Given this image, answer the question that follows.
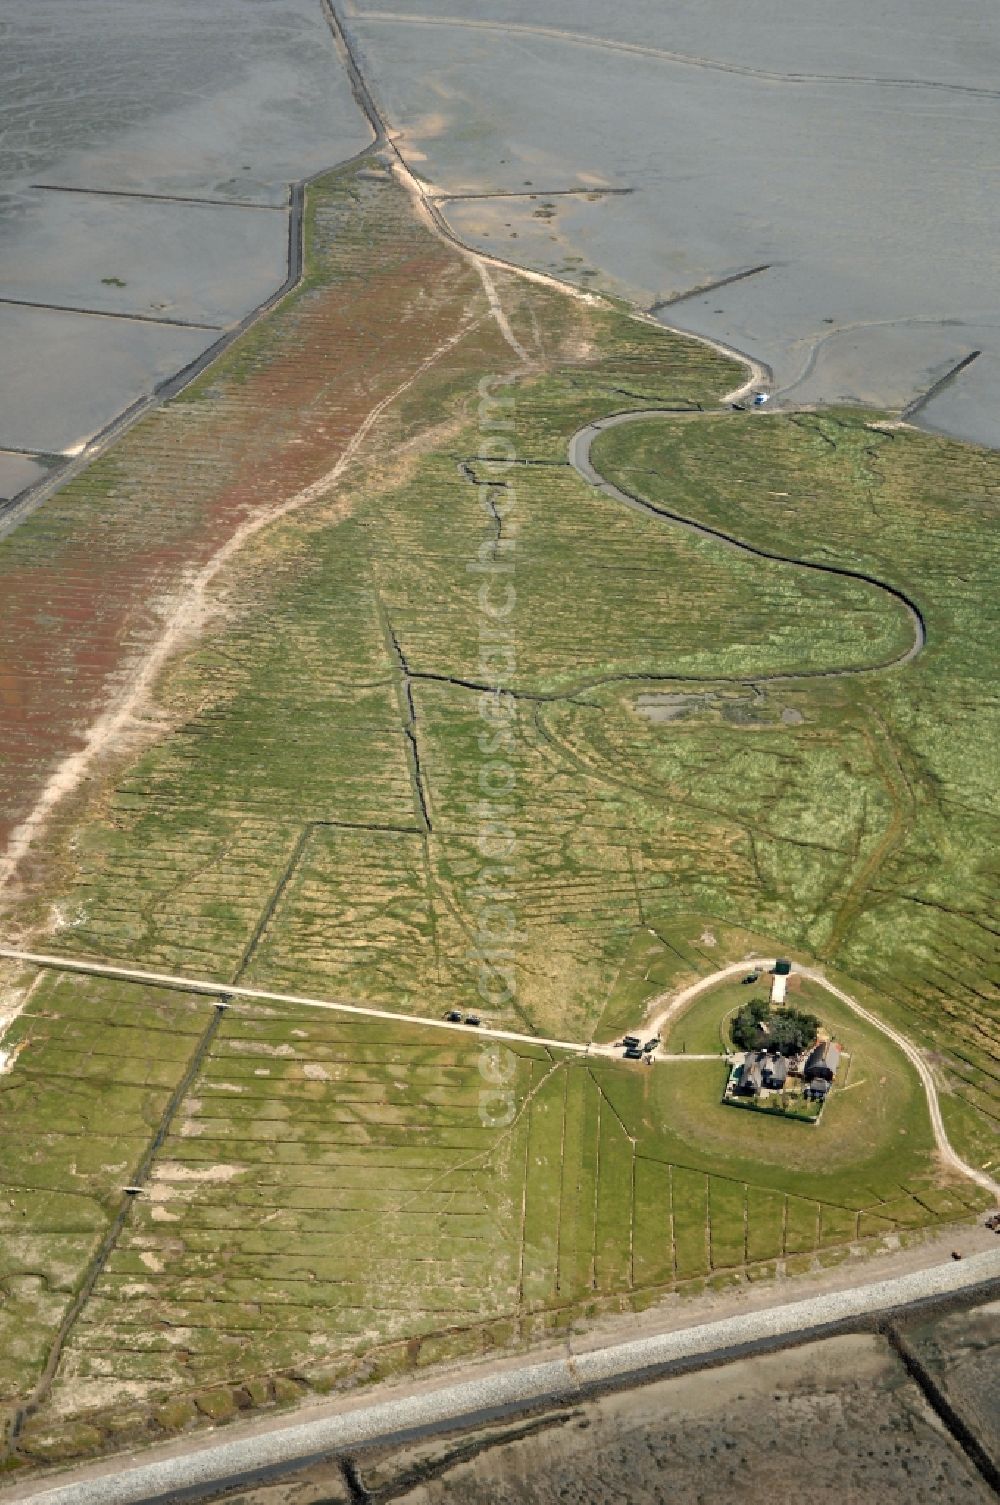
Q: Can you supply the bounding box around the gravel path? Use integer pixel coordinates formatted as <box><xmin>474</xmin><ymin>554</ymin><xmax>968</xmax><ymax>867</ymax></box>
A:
<box><xmin>0</xmin><ymin>313</ymin><xmax>484</xmax><ymax>912</ymax></box>
<box><xmin>798</xmin><ymin>963</ymin><xmax>999</xmax><ymax>1198</ymax></box>
<box><xmin>620</xmin><ymin>954</ymin><xmax>999</xmax><ymax>1202</ymax></box>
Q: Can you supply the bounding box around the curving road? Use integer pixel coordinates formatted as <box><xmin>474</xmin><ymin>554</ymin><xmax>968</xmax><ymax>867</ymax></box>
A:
<box><xmin>568</xmin><ymin>408</ymin><xmax>927</xmax><ymax>679</ymax></box>
<box><xmin>797</xmin><ymin>963</ymin><xmax>1000</xmax><ymax>1199</ymax></box>
<box><xmin>562</xmin><ymin>412</ymin><xmax>994</xmax><ymax>1201</ymax></box>
<box><xmin>616</xmin><ymin>956</ymin><xmax>999</xmax><ymax>1202</ymax></box>
<box><xmin>1</xmin><ymin>943</ymin><xmax>996</xmax><ymax>1203</ymax></box>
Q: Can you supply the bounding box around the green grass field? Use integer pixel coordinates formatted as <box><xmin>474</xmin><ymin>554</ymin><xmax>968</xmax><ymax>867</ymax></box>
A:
<box><xmin>3</xmin><ymin>960</ymin><xmax>986</xmax><ymax>1462</ymax></box>
<box><xmin>5</xmin><ymin>966</ymin><xmax>980</xmax><ymax>1437</ymax></box>
<box><xmin>0</xmin><ymin>154</ymin><xmax>996</xmax><ymax>1464</ymax></box>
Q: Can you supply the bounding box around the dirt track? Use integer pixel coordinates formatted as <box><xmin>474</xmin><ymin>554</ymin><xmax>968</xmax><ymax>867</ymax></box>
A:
<box><xmin>2</xmin><ymin>943</ymin><xmax>996</xmax><ymax>1203</ymax></box>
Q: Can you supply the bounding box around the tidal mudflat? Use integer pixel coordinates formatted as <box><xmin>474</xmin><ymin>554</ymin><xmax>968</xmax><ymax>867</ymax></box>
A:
<box><xmin>350</xmin><ymin>0</ymin><xmax>1000</xmax><ymax>447</ymax></box>
<box><xmin>3</xmin><ymin>193</ymin><xmax>287</xmax><ymax>329</ymax></box>
<box><xmin>0</xmin><ymin>453</ymin><xmax>48</xmax><ymax>506</ymax></box>
<box><xmin>196</xmin><ymin>1327</ymin><xmax>999</xmax><ymax>1504</ymax></box>
<box><xmin>0</xmin><ymin>303</ymin><xmax>213</xmax><ymax>458</ymax></box>
<box><xmin>0</xmin><ymin>0</ymin><xmax>370</xmax><ymax>470</ymax></box>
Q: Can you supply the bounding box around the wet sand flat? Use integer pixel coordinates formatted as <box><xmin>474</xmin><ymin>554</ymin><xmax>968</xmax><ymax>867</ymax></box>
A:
<box><xmin>907</xmin><ymin>1300</ymin><xmax>1000</xmax><ymax>1470</ymax></box>
<box><xmin>358</xmin><ymin>0</ymin><xmax>1000</xmax><ymax>91</ymax></box>
<box><xmin>0</xmin><ymin>193</ymin><xmax>288</xmax><ymax>328</ymax></box>
<box><xmin>0</xmin><ymin>0</ymin><xmax>370</xmax><ymax>459</ymax></box>
<box><xmin>914</xmin><ymin>351</ymin><xmax>1000</xmax><ymax>448</ymax></box>
<box><xmin>0</xmin><ymin>170</ymin><xmax>478</xmax><ymax>887</ymax></box>
<box><xmin>1</xmin><ymin>0</ymin><xmax>368</xmax><ymax>203</ymax></box>
<box><xmin>0</xmin><ymin>304</ymin><xmax>213</xmax><ymax>457</ymax></box>
<box><xmin>351</xmin><ymin>0</ymin><xmax>1000</xmax><ymax>446</ymax></box>
<box><xmin>371</xmin><ymin>1334</ymin><xmax>998</xmax><ymax>1504</ymax></box>
<box><xmin>0</xmin><ymin>453</ymin><xmax>49</xmax><ymax>506</ymax></box>
<box><xmin>195</xmin><ymin>1328</ymin><xmax>999</xmax><ymax>1503</ymax></box>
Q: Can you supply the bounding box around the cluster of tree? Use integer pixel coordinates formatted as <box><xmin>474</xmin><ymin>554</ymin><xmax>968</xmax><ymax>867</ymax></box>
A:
<box><xmin>730</xmin><ymin>998</ymin><xmax>820</xmax><ymax>1054</ymax></box>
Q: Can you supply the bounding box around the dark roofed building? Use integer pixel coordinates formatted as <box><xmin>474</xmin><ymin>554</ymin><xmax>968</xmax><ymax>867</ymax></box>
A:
<box><xmin>738</xmin><ymin>1052</ymin><xmax>764</xmax><ymax>1094</ymax></box>
<box><xmin>806</xmin><ymin>1076</ymin><xmax>831</xmax><ymax>1101</ymax></box>
<box><xmin>804</xmin><ymin>1040</ymin><xmax>841</xmax><ymax>1082</ymax></box>
<box><xmin>762</xmin><ymin>1053</ymin><xmax>788</xmax><ymax>1089</ymax></box>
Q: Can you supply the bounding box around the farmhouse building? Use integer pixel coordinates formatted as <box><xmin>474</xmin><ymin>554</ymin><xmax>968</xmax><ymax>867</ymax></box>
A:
<box><xmin>762</xmin><ymin>1053</ymin><xmax>788</xmax><ymax>1089</ymax></box>
<box><xmin>737</xmin><ymin>1050</ymin><xmax>788</xmax><ymax>1094</ymax></box>
<box><xmin>738</xmin><ymin>1053</ymin><xmax>764</xmax><ymax>1094</ymax></box>
<box><xmin>804</xmin><ymin>1040</ymin><xmax>841</xmax><ymax>1081</ymax></box>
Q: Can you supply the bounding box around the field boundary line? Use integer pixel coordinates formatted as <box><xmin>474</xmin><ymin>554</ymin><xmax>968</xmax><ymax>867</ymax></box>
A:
<box><xmin>0</xmin><ymin>139</ymin><xmax>381</xmax><ymax>540</ymax></box>
<box><xmin>0</xmin><ymin>309</ymin><xmax>483</xmax><ymax>907</ymax></box>
<box><xmin>6</xmin><ymin>1003</ymin><xmax>227</xmax><ymax>1454</ymax></box>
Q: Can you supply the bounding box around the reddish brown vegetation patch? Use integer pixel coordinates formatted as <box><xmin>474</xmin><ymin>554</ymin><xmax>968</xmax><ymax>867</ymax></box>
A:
<box><xmin>0</xmin><ymin>169</ymin><xmax>479</xmax><ymax>884</ymax></box>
